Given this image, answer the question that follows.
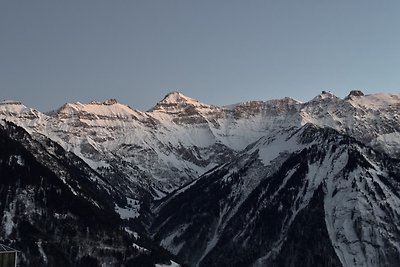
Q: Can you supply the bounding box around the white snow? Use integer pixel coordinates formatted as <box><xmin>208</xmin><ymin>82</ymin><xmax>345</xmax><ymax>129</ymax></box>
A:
<box><xmin>256</xmin><ymin>133</ymin><xmax>303</xmax><ymax>166</ymax></box>
<box><xmin>16</xmin><ymin>155</ymin><xmax>25</xmax><ymax>166</ymax></box>
<box><xmin>370</xmin><ymin>132</ymin><xmax>400</xmax><ymax>155</ymax></box>
<box><xmin>374</xmin><ymin>132</ymin><xmax>400</xmax><ymax>144</ymax></box>
<box><xmin>348</xmin><ymin>93</ymin><xmax>400</xmax><ymax>110</ymax></box>
<box><xmin>132</xmin><ymin>242</ymin><xmax>149</xmax><ymax>252</ymax></box>
<box><xmin>124</xmin><ymin>227</ymin><xmax>139</xmax><ymax>239</ymax></box>
<box><xmin>2</xmin><ymin>91</ymin><xmax>400</xmax><ymax>266</ymax></box>
<box><xmin>2</xmin><ymin>91</ymin><xmax>400</xmax><ymax>204</ymax></box>
<box><xmin>115</xmin><ymin>197</ymin><xmax>140</xmax><ymax>219</ymax></box>
<box><xmin>196</xmin><ymin>205</ymin><xmax>228</xmax><ymax>267</ymax></box>
<box><xmin>159</xmin><ymin>224</ymin><xmax>188</xmax><ymax>255</ymax></box>
<box><xmin>155</xmin><ymin>260</ymin><xmax>180</xmax><ymax>267</ymax></box>
<box><xmin>151</xmin><ymin>91</ymin><xmax>218</xmax><ymax>113</ymax></box>
<box><xmin>57</xmin><ymin>100</ymin><xmax>141</xmax><ymax>118</ymax></box>
<box><xmin>158</xmin><ymin>92</ymin><xmax>201</xmax><ymax>106</ymax></box>
<box><xmin>323</xmin><ymin>145</ymin><xmax>400</xmax><ymax>267</ymax></box>
<box><xmin>7</xmin><ymin>155</ymin><xmax>25</xmax><ymax>166</ymax></box>
<box><xmin>3</xmin><ymin>210</ymin><xmax>15</xmax><ymax>237</ymax></box>
<box><xmin>37</xmin><ymin>240</ymin><xmax>48</xmax><ymax>265</ymax></box>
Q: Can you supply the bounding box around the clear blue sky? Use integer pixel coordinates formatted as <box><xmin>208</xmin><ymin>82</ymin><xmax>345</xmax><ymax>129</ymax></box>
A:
<box><xmin>1</xmin><ymin>1</ymin><xmax>399</xmax><ymax>112</ymax></box>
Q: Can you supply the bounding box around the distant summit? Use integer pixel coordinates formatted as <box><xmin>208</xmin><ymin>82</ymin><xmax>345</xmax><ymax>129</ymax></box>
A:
<box><xmin>149</xmin><ymin>91</ymin><xmax>217</xmax><ymax>113</ymax></box>
<box><xmin>309</xmin><ymin>91</ymin><xmax>340</xmax><ymax>102</ymax></box>
<box><xmin>89</xmin><ymin>99</ymin><xmax>119</xmax><ymax>105</ymax></box>
<box><xmin>159</xmin><ymin>92</ymin><xmax>197</xmax><ymax>105</ymax></box>
<box><xmin>52</xmin><ymin>99</ymin><xmax>138</xmax><ymax>119</ymax></box>
<box><xmin>345</xmin><ymin>90</ymin><xmax>365</xmax><ymax>99</ymax></box>
<box><xmin>0</xmin><ymin>100</ymin><xmax>23</xmax><ymax>105</ymax></box>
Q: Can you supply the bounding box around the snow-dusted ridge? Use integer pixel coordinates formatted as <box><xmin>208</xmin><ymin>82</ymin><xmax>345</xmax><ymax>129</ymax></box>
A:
<box><xmin>0</xmin><ymin>100</ymin><xmax>31</xmax><ymax>114</ymax></box>
<box><xmin>1</xmin><ymin>100</ymin><xmax>24</xmax><ymax>105</ymax></box>
<box><xmin>151</xmin><ymin>123</ymin><xmax>400</xmax><ymax>267</ymax></box>
<box><xmin>157</xmin><ymin>91</ymin><xmax>203</xmax><ymax>106</ymax></box>
<box><xmin>1</xmin><ymin>90</ymin><xmax>400</xmax><ymax>200</ymax></box>
<box><xmin>54</xmin><ymin>99</ymin><xmax>141</xmax><ymax>118</ymax></box>
<box><xmin>149</xmin><ymin>91</ymin><xmax>221</xmax><ymax>115</ymax></box>
<box><xmin>1</xmin><ymin>90</ymin><xmax>400</xmax><ymax>266</ymax></box>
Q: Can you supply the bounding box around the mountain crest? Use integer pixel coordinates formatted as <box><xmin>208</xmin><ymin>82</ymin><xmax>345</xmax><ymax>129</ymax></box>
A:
<box><xmin>0</xmin><ymin>100</ymin><xmax>24</xmax><ymax>106</ymax></box>
<box><xmin>347</xmin><ymin>90</ymin><xmax>365</xmax><ymax>98</ymax></box>
<box><xmin>53</xmin><ymin>99</ymin><xmax>139</xmax><ymax>119</ymax></box>
<box><xmin>310</xmin><ymin>91</ymin><xmax>339</xmax><ymax>102</ymax></box>
<box><xmin>160</xmin><ymin>92</ymin><xmax>198</xmax><ymax>105</ymax></box>
<box><xmin>0</xmin><ymin>100</ymin><xmax>39</xmax><ymax>118</ymax></box>
<box><xmin>89</xmin><ymin>99</ymin><xmax>119</xmax><ymax>105</ymax></box>
<box><xmin>150</xmin><ymin>91</ymin><xmax>216</xmax><ymax>113</ymax></box>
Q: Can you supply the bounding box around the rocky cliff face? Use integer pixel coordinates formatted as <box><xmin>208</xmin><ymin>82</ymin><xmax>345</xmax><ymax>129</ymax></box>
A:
<box><xmin>151</xmin><ymin>125</ymin><xmax>400</xmax><ymax>267</ymax></box>
<box><xmin>1</xmin><ymin>90</ymin><xmax>400</xmax><ymax>266</ymax></box>
<box><xmin>2</xmin><ymin>92</ymin><xmax>399</xmax><ymax>200</ymax></box>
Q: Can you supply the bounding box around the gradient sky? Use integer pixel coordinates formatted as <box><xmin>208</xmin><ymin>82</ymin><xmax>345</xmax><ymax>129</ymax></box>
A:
<box><xmin>1</xmin><ymin>1</ymin><xmax>400</xmax><ymax>112</ymax></box>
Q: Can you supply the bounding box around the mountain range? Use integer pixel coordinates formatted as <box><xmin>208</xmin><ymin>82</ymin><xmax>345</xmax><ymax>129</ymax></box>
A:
<box><xmin>1</xmin><ymin>90</ymin><xmax>400</xmax><ymax>266</ymax></box>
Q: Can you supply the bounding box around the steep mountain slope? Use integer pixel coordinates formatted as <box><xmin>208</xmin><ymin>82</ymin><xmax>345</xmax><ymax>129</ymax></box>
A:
<box><xmin>151</xmin><ymin>125</ymin><xmax>400</xmax><ymax>267</ymax></box>
<box><xmin>1</xmin><ymin>90</ymin><xmax>400</xmax><ymax>266</ymax></box>
<box><xmin>301</xmin><ymin>91</ymin><xmax>400</xmax><ymax>155</ymax></box>
<box><xmin>0</xmin><ymin>95</ymin><xmax>239</xmax><ymax>202</ymax></box>
<box><xmin>0</xmin><ymin>121</ymin><xmax>180</xmax><ymax>267</ymax></box>
<box><xmin>1</xmin><ymin>91</ymin><xmax>399</xmax><ymax>206</ymax></box>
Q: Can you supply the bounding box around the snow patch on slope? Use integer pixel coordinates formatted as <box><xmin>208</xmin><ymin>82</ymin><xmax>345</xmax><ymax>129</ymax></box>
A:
<box><xmin>160</xmin><ymin>224</ymin><xmax>189</xmax><ymax>255</ymax></box>
<box><xmin>324</xmin><ymin>148</ymin><xmax>400</xmax><ymax>267</ymax></box>
<box><xmin>370</xmin><ymin>132</ymin><xmax>400</xmax><ymax>156</ymax></box>
<box><xmin>155</xmin><ymin>260</ymin><xmax>181</xmax><ymax>267</ymax></box>
<box><xmin>115</xmin><ymin>197</ymin><xmax>140</xmax><ymax>219</ymax></box>
<box><xmin>37</xmin><ymin>240</ymin><xmax>48</xmax><ymax>265</ymax></box>
<box><xmin>256</xmin><ymin>133</ymin><xmax>303</xmax><ymax>165</ymax></box>
<box><xmin>348</xmin><ymin>93</ymin><xmax>400</xmax><ymax>110</ymax></box>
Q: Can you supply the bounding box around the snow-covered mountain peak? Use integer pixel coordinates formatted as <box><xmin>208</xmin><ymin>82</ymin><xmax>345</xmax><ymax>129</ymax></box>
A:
<box><xmin>346</xmin><ymin>90</ymin><xmax>365</xmax><ymax>98</ymax></box>
<box><xmin>103</xmin><ymin>98</ymin><xmax>118</xmax><ymax>105</ymax></box>
<box><xmin>89</xmin><ymin>98</ymin><xmax>119</xmax><ymax>105</ymax></box>
<box><xmin>310</xmin><ymin>90</ymin><xmax>339</xmax><ymax>102</ymax></box>
<box><xmin>0</xmin><ymin>100</ymin><xmax>27</xmax><ymax>114</ymax></box>
<box><xmin>264</xmin><ymin>97</ymin><xmax>302</xmax><ymax>109</ymax></box>
<box><xmin>0</xmin><ymin>100</ymin><xmax>24</xmax><ymax>106</ymax></box>
<box><xmin>0</xmin><ymin>100</ymin><xmax>27</xmax><ymax>110</ymax></box>
<box><xmin>2</xmin><ymin>90</ymin><xmax>400</xmax><ymax>202</ymax></box>
<box><xmin>0</xmin><ymin>100</ymin><xmax>42</xmax><ymax>120</ymax></box>
<box><xmin>160</xmin><ymin>91</ymin><xmax>196</xmax><ymax>104</ymax></box>
<box><xmin>53</xmin><ymin>99</ymin><xmax>140</xmax><ymax>120</ymax></box>
<box><xmin>150</xmin><ymin>91</ymin><xmax>218</xmax><ymax>114</ymax></box>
